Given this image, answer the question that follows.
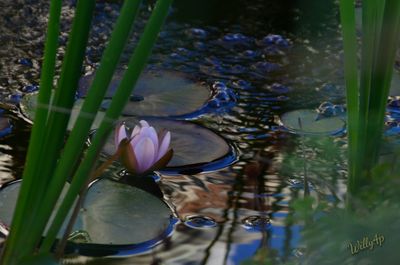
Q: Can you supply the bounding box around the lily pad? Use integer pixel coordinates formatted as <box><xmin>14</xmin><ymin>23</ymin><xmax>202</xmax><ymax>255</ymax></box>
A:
<box><xmin>19</xmin><ymin>92</ymin><xmax>37</xmax><ymax>122</ymax></box>
<box><xmin>278</xmin><ymin>109</ymin><xmax>346</xmax><ymax>135</ymax></box>
<box><xmin>0</xmin><ymin>180</ymin><xmax>20</xmax><ymax>235</ymax></box>
<box><xmin>77</xmin><ymin>178</ymin><xmax>172</xmax><ymax>245</ymax></box>
<box><xmin>101</xmin><ymin>118</ymin><xmax>234</xmax><ymax>173</ymax></box>
<box><xmin>67</xmin><ymin>99</ymin><xmax>105</xmax><ymax>131</ymax></box>
<box><xmin>78</xmin><ymin>71</ymin><xmax>211</xmax><ymax>117</ymax></box>
<box><xmin>0</xmin><ymin>180</ymin><xmax>73</xmax><ymax>238</ymax></box>
<box><xmin>0</xmin><ymin>178</ymin><xmax>176</xmax><ymax>257</ymax></box>
<box><xmin>19</xmin><ymin>93</ymin><xmax>105</xmax><ymax>131</ymax></box>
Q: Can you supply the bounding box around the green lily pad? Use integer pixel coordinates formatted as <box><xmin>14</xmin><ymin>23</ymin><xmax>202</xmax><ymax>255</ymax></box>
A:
<box><xmin>77</xmin><ymin>178</ymin><xmax>172</xmax><ymax>245</ymax></box>
<box><xmin>67</xmin><ymin>99</ymin><xmax>105</xmax><ymax>131</ymax></box>
<box><xmin>79</xmin><ymin>71</ymin><xmax>211</xmax><ymax>117</ymax></box>
<box><xmin>102</xmin><ymin>118</ymin><xmax>231</xmax><ymax>169</ymax></box>
<box><xmin>0</xmin><ymin>181</ymin><xmax>73</xmax><ymax>238</ymax></box>
<box><xmin>19</xmin><ymin>93</ymin><xmax>105</xmax><ymax>131</ymax></box>
<box><xmin>278</xmin><ymin>109</ymin><xmax>346</xmax><ymax>135</ymax></box>
<box><xmin>19</xmin><ymin>92</ymin><xmax>37</xmax><ymax>122</ymax></box>
<box><xmin>0</xmin><ymin>178</ymin><xmax>174</xmax><ymax>250</ymax></box>
<box><xmin>0</xmin><ymin>181</ymin><xmax>20</xmax><ymax>233</ymax></box>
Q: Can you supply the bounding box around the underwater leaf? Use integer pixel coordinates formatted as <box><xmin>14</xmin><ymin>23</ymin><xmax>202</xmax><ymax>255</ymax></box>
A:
<box><xmin>78</xmin><ymin>71</ymin><xmax>211</xmax><ymax>117</ymax></box>
<box><xmin>101</xmin><ymin>118</ymin><xmax>232</xmax><ymax>171</ymax></box>
<box><xmin>76</xmin><ymin>178</ymin><xmax>172</xmax><ymax>245</ymax></box>
<box><xmin>279</xmin><ymin>109</ymin><xmax>346</xmax><ymax>135</ymax></box>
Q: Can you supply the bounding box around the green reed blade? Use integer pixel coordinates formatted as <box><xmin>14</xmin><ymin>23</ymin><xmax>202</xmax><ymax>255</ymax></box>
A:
<box><xmin>0</xmin><ymin>1</ymin><xmax>62</xmax><ymax>263</ymax></box>
<box><xmin>352</xmin><ymin>0</ymin><xmax>386</xmax><ymax>189</ymax></box>
<box><xmin>28</xmin><ymin>0</ymin><xmax>142</xmax><ymax>251</ymax></box>
<box><xmin>34</xmin><ymin>0</ymin><xmax>96</xmax><ymax>199</ymax></box>
<box><xmin>341</xmin><ymin>0</ymin><xmax>400</xmax><ymax>196</ymax></box>
<box><xmin>1</xmin><ymin>1</ymin><xmax>96</xmax><ymax>263</ymax></box>
<box><xmin>364</xmin><ymin>0</ymin><xmax>400</xmax><ymax>169</ymax></box>
<box><xmin>23</xmin><ymin>0</ymin><xmax>96</xmax><ymax>253</ymax></box>
<box><xmin>339</xmin><ymin>0</ymin><xmax>359</xmax><ymax>193</ymax></box>
<box><xmin>39</xmin><ymin>0</ymin><xmax>174</xmax><ymax>252</ymax></box>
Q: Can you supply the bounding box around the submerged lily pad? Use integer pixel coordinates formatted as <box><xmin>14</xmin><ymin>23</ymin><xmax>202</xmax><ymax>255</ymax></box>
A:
<box><xmin>79</xmin><ymin>71</ymin><xmax>211</xmax><ymax>117</ymax></box>
<box><xmin>102</xmin><ymin>118</ymin><xmax>233</xmax><ymax>173</ymax></box>
<box><xmin>0</xmin><ymin>178</ymin><xmax>175</xmax><ymax>257</ymax></box>
<box><xmin>279</xmin><ymin>109</ymin><xmax>346</xmax><ymax>135</ymax></box>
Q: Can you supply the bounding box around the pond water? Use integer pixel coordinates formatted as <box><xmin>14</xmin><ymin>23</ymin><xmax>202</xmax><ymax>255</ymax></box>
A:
<box><xmin>0</xmin><ymin>0</ymin><xmax>399</xmax><ymax>264</ymax></box>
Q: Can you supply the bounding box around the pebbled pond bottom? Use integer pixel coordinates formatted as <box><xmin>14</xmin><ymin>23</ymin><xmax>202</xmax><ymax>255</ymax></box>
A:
<box><xmin>0</xmin><ymin>0</ymin><xmax>399</xmax><ymax>265</ymax></box>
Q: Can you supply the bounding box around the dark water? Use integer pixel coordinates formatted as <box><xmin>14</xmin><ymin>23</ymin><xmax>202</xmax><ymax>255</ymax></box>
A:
<box><xmin>1</xmin><ymin>0</ymin><xmax>397</xmax><ymax>264</ymax></box>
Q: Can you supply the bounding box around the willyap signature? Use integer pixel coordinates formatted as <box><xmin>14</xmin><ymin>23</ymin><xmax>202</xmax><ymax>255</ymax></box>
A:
<box><xmin>347</xmin><ymin>234</ymin><xmax>385</xmax><ymax>255</ymax></box>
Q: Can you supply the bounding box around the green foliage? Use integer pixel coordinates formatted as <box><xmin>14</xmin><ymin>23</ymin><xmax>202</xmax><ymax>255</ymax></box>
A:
<box><xmin>0</xmin><ymin>0</ymin><xmax>173</xmax><ymax>264</ymax></box>
<box><xmin>280</xmin><ymin>136</ymin><xmax>346</xmax><ymax>200</ymax></box>
<box><xmin>339</xmin><ymin>0</ymin><xmax>400</xmax><ymax>193</ymax></box>
<box><xmin>287</xmin><ymin>162</ymin><xmax>400</xmax><ymax>265</ymax></box>
<box><xmin>20</xmin><ymin>254</ymin><xmax>59</xmax><ymax>265</ymax></box>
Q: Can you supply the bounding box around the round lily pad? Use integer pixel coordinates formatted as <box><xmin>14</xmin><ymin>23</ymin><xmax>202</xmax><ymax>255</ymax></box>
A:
<box><xmin>0</xmin><ymin>181</ymin><xmax>20</xmax><ymax>235</ymax></box>
<box><xmin>77</xmin><ymin>178</ymin><xmax>172</xmax><ymax>245</ymax></box>
<box><xmin>278</xmin><ymin>109</ymin><xmax>346</xmax><ymax>135</ymax></box>
<box><xmin>19</xmin><ymin>92</ymin><xmax>37</xmax><ymax>122</ymax></box>
<box><xmin>102</xmin><ymin>118</ymin><xmax>234</xmax><ymax>173</ymax></box>
<box><xmin>67</xmin><ymin>99</ymin><xmax>105</xmax><ymax>131</ymax></box>
<box><xmin>79</xmin><ymin>71</ymin><xmax>211</xmax><ymax>117</ymax></box>
<box><xmin>0</xmin><ymin>178</ymin><xmax>176</xmax><ymax>257</ymax></box>
<box><xmin>19</xmin><ymin>93</ymin><xmax>105</xmax><ymax>131</ymax></box>
<box><xmin>0</xmin><ymin>180</ymin><xmax>72</xmax><ymax>238</ymax></box>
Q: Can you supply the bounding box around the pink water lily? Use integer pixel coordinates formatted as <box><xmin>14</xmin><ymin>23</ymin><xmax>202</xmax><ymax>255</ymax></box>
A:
<box><xmin>115</xmin><ymin>120</ymin><xmax>173</xmax><ymax>175</ymax></box>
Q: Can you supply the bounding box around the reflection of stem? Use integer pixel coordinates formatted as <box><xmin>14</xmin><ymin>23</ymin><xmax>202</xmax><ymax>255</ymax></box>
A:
<box><xmin>283</xmin><ymin>188</ymin><xmax>297</xmax><ymax>261</ymax></box>
<box><xmin>298</xmin><ymin>118</ymin><xmax>309</xmax><ymax>197</ymax></box>
<box><xmin>201</xmin><ymin>222</ymin><xmax>225</xmax><ymax>265</ymax></box>
<box><xmin>55</xmin><ymin>151</ymin><xmax>120</xmax><ymax>258</ymax></box>
<box><xmin>201</xmin><ymin>168</ymin><xmax>245</xmax><ymax>265</ymax></box>
<box><xmin>224</xmin><ymin>155</ymin><xmax>269</xmax><ymax>264</ymax></box>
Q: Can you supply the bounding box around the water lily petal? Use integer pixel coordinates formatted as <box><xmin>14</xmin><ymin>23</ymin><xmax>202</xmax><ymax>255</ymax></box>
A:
<box><xmin>115</xmin><ymin>124</ymin><xmax>127</xmax><ymax>147</ymax></box>
<box><xmin>130</xmin><ymin>126</ymin><xmax>148</xmax><ymax>147</ymax></box>
<box><xmin>130</xmin><ymin>133</ymin><xmax>142</xmax><ymax>148</ymax></box>
<box><xmin>157</xmin><ymin>131</ymin><xmax>171</xmax><ymax>161</ymax></box>
<box><xmin>140</xmin><ymin>120</ymin><xmax>150</xmax><ymax>128</ymax></box>
<box><xmin>134</xmin><ymin>137</ymin><xmax>156</xmax><ymax>173</ymax></box>
<box><xmin>150</xmin><ymin>149</ymin><xmax>173</xmax><ymax>172</ymax></box>
<box><xmin>120</xmin><ymin>140</ymin><xmax>140</xmax><ymax>174</ymax></box>
<box><xmin>130</xmin><ymin>126</ymin><xmax>158</xmax><ymax>152</ymax></box>
<box><xmin>130</xmin><ymin>125</ymin><xmax>141</xmax><ymax>139</ymax></box>
<box><xmin>148</xmin><ymin>127</ymin><xmax>159</xmax><ymax>156</ymax></box>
